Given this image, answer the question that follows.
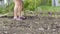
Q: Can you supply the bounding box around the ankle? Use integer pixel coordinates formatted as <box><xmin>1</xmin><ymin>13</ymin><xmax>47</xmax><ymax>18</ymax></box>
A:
<box><xmin>14</xmin><ymin>17</ymin><xmax>17</xmax><ymax>19</ymax></box>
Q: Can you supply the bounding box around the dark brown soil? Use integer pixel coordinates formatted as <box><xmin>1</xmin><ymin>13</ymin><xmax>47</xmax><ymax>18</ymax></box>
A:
<box><xmin>0</xmin><ymin>15</ymin><xmax>60</xmax><ymax>34</ymax></box>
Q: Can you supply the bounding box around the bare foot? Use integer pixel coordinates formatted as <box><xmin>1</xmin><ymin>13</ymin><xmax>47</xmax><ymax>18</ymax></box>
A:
<box><xmin>15</xmin><ymin>18</ymin><xmax>22</xmax><ymax>21</ymax></box>
<box><xmin>13</xmin><ymin>17</ymin><xmax>17</xmax><ymax>20</ymax></box>
<box><xmin>19</xmin><ymin>16</ymin><xmax>26</xmax><ymax>20</ymax></box>
<box><xmin>13</xmin><ymin>17</ymin><xmax>22</xmax><ymax>20</ymax></box>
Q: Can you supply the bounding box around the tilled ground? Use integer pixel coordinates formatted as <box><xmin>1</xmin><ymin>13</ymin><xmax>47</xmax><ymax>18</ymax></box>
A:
<box><xmin>0</xmin><ymin>16</ymin><xmax>60</xmax><ymax>34</ymax></box>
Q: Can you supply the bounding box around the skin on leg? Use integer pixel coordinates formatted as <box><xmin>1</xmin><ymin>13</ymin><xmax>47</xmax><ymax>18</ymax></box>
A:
<box><xmin>17</xmin><ymin>1</ymin><xmax>23</xmax><ymax>18</ymax></box>
<box><xmin>14</xmin><ymin>6</ymin><xmax>18</xmax><ymax>19</ymax></box>
<box><xmin>13</xmin><ymin>0</ymin><xmax>21</xmax><ymax>19</ymax></box>
<box><xmin>17</xmin><ymin>6</ymin><xmax>23</xmax><ymax>18</ymax></box>
<box><xmin>14</xmin><ymin>6</ymin><xmax>22</xmax><ymax>20</ymax></box>
<box><xmin>13</xmin><ymin>0</ymin><xmax>25</xmax><ymax>20</ymax></box>
<box><xmin>18</xmin><ymin>6</ymin><xmax>25</xmax><ymax>19</ymax></box>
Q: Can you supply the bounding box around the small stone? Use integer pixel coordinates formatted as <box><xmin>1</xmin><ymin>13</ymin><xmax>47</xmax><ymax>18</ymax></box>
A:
<box><xmin>39</xmin><ymin>27</ymin><xmax>44</xmax><ymax>31</ymax></box>
<box><xmin>35</xmin><ymin>22</ymin><xmax>38</xmax><ymax>23</ymax></box>
<box><xmin>48</xmin><ymin>26</ymin><xmax>50</xmax><ymax>30</ymax></box>
<box><xmin>35</xmin><ymin>22</ymin><xmax>39</xmax><ymax>24</ymax></box>
<box><xmin>4</xmin><ymin>31</ymin><xmax>8</xmax><ymax>34</ymax></box>
<box><xmin>26</xmin><ymin>33</ymin><xmax>31</xmax><ymax>34</ymax></box>
<box><xmin>52</xmin><ymin>29</ymin><xmax>56</xmax><ymax>31</ymax></box>
<box><xmin>26</xmin><ymin>33</ymin><xmax>29</xmax><ymax>34</ymax></box>
<box><xmin>3</xmin><ymin>26</ymin><xmax>6</xmax><ymax>28</ymax></box>
<box><xmin>14</xmin><ymin>33</ymin><xmax>16</xmax><ymax>34</ymax></box>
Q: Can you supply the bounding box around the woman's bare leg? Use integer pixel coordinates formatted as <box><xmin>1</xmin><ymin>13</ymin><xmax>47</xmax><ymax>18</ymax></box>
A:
<box><xmin>13</xmin><ymin>0</ymin><xmax>25</xmax><ymax>20</ymax></box>
<box><xmin>14</xmin><ymin>6</ymin><xmax>18</xmax><ymax>19</ymax></box>
<box><xmin>17</xmin><ymin>1</ymin><xmax>25</xmax><ymax>19</ymax></box>
<box><xmin>17</xmin><ymin>6</ymin><xmax>25</xmax><ymax>19</ymax></box>
<box><xmin>17</xmin><ymin>6</ymin><xmax>22</xmax><ymax>17</ymax></box>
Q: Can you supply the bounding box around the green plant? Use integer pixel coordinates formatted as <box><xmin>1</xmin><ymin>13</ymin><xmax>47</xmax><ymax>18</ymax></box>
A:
<box><xmin>24</xmin><ymin>0</ymin><xmax>41</xmax><ymax>11</ymax></box>
<box><xmin>0</xmin><ymin>2</ymin><xmax>14</xmax><ymax>14</ymax></box>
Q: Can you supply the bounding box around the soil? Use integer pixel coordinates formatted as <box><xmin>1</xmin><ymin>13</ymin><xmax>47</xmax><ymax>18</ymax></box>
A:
<box><xmin>0</xmin><ymin>15</ymin><xmax>60</xmax><ymax>34</ymax></box>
